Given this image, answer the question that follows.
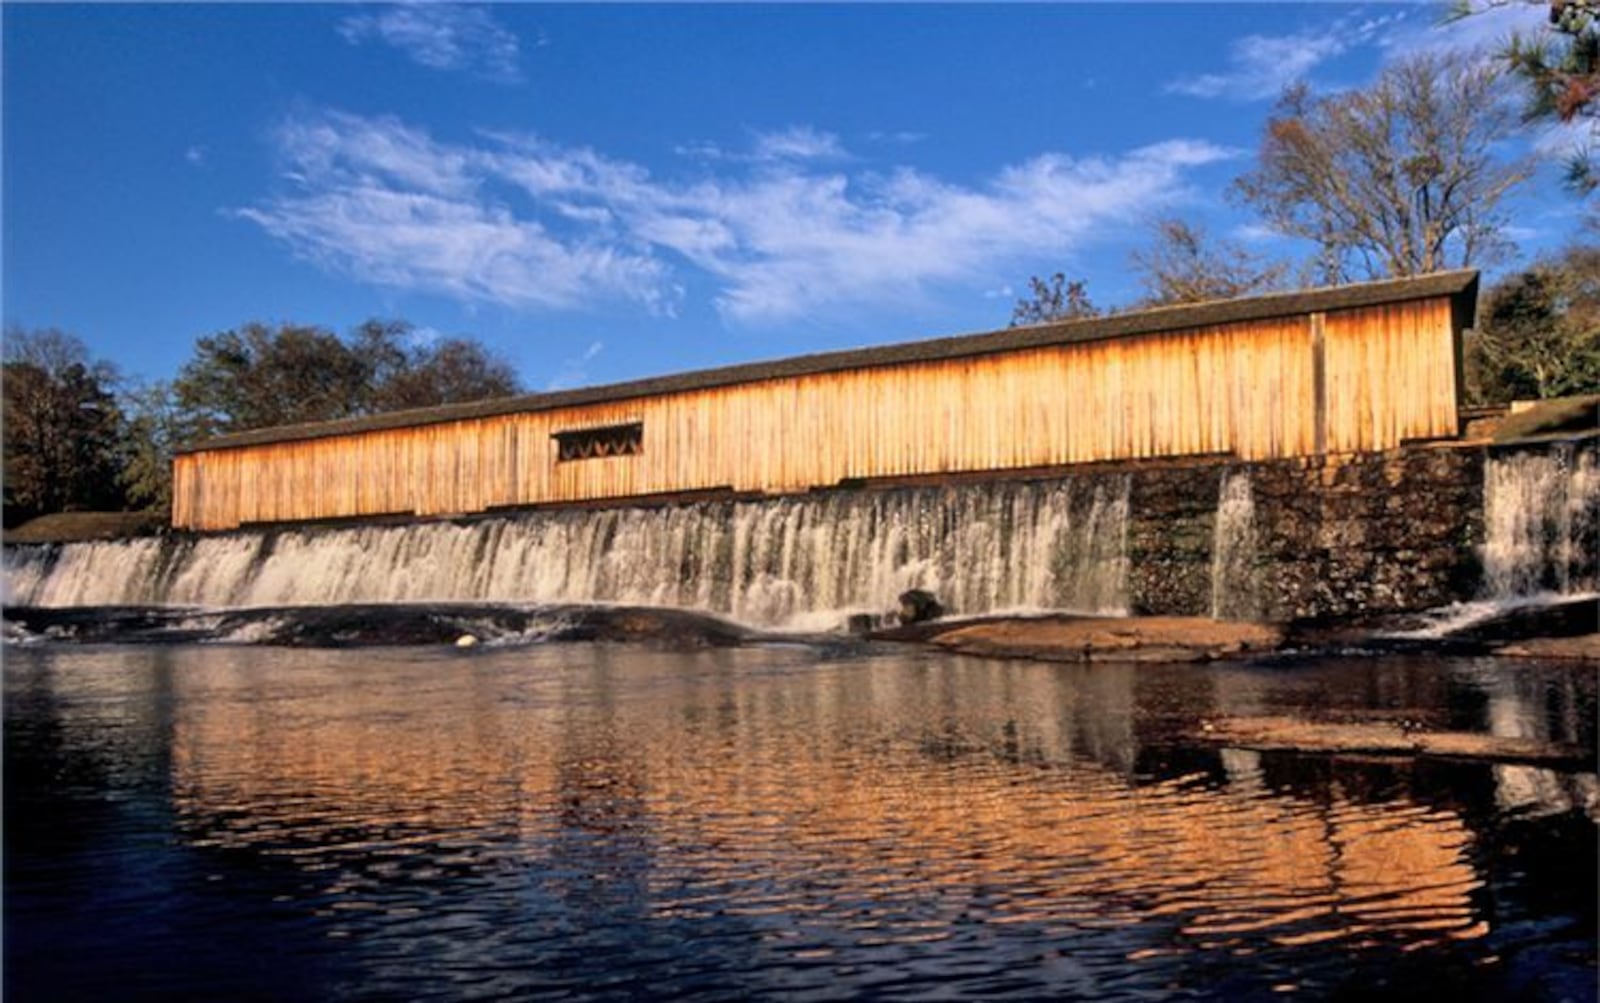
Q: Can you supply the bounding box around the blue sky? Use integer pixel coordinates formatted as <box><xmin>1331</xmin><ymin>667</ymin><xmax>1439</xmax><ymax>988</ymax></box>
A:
<box><xmin>3</xmin><ymin>2</ymin><xmax>1587</xmax><ymax>394</ymax></box>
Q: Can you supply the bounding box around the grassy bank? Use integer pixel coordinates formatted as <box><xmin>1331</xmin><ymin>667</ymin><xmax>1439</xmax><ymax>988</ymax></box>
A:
<box><xmin>5</xmin><ymin>511</ymin><xmax>168</xmax><ymax>544</ymax></box>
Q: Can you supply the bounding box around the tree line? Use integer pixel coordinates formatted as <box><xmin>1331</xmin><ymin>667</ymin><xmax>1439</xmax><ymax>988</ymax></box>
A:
<box><xmin>2</xmin><ymin>321</ymin><xmax>519</xmax><ymax>527</ymax></box>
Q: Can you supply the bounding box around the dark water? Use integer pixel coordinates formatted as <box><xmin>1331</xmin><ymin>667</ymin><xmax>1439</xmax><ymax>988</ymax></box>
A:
<box><xmin>5</xmin><ymin>644</ymin><xmax>1596</xmax><ymax>1001</ymax></box>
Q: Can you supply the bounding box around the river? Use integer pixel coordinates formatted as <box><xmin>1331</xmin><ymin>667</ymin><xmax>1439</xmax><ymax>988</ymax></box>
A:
<box><xmin>5</xmin><ymin>642</ymin><xmax>1595</xmax><ymax>1001</ymax></box>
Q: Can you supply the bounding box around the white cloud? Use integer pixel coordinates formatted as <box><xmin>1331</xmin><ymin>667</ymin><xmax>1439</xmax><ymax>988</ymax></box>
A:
<box><xmin>674</xmin><ymin>140</ymin><xmax>728</xmax><ymax>161</ymax></box>
<box><xmin>237</xmin><ymin>116</ymin><xmax>670</xmax><ymax>312</ymax></box>
<box><xmin>338</xmin><ymin>3</ymin><xmax>522</xmax><ymax>83</ymax></box>
<box><xmin>280</xmin><ymin>112</ymin><xmax>476</xmax><ymax>197</ymax></box>
<box><xmin>1167</xmin><ymin>14</ymin><xmax>1405</xmax><ymax>102</ymax></box>
<box><xmin>1229</xmin><ymin>221</ymin><xmax>1283</xmax><ymax>245</ymax></box>
<box><xmin>674</xmin><ymin>126</ymin><xmax>849</xmax><ymax>164</ymax></box>
<box><xmin>238</xmin><ymin>109</ymin><xmax>1238</xmax><ymax>325</ymax></box>
<box><xmin>185</xmin><ymin>145</ymin><xmax>208</xmax><ymax>166</ymax></box>
<box><xmin>752</xmin><ymin>126</ymin><xmax>848</xmax><ymax>163</ymax></box>
<box><xmin>1169</xmin><ymin>30</ymin><xmax>1348</xmax><ymax>101</ymax></box>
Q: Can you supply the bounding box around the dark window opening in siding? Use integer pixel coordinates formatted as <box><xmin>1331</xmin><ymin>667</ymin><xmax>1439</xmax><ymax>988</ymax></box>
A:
<box><xmin>553</xmin><ymin>422</ymin><xmax>644</xmax><ymax>462</ymax></box>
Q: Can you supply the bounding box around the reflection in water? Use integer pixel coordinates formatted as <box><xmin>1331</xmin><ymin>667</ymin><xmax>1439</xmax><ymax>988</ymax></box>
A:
<box><xmin>1475</xmin><ymin>664</ymin><xmax>1600</xmax><ymax>819</ymax></box>
<box><xmin>6</xmin><ymin>646</ymin><xmax>1596</xmax><ymax>1000</ymax></box>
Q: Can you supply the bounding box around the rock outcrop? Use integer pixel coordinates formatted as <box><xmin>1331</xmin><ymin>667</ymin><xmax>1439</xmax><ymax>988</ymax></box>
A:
<box><xmin>918</xmin><ymin>615</ymin><xmax>1283</xmax><ymax>663</ymax></box>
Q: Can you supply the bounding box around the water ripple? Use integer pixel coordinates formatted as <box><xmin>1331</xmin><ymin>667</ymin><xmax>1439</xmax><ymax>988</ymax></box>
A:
<box><xmin>5</xmin><ymin>646</ymin><xmax>1595</xmax><ymax>1000</ymax></box>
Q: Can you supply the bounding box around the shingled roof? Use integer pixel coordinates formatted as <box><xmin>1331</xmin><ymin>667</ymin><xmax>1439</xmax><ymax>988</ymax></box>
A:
<box><xmin>178</xmin><ymin>269</ymin><xmax>1479</xmax><ymax>454</ymax></box>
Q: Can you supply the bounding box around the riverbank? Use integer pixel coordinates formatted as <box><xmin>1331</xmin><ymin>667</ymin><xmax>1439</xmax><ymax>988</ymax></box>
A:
<box><xmin>4</xmin><ymin>511</ymin><xmax>165</xmax><ymax>543</ymax></box>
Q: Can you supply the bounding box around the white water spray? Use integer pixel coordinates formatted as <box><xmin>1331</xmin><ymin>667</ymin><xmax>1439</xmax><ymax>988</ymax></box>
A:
<box><xmin>1482</xmin><ymin>443</ymin><xmax>1597</xmax><ymax>599</ymax></box>
<box><xmin>4</xmin><ymin>479</ymin><xmax>1133</xmax><ymax>628</ymax></box>
<box><xmin>1210</xmin><ymin>470</ymin><xmax>1259</xmax><ymax>621</ymax></box>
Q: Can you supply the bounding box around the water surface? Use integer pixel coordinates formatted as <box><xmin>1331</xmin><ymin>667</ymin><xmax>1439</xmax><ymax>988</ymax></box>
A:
<box><xmin>5</xmin><ymin>645</ymin><xmax>1596</xmax><ymax>1000</ymax></box>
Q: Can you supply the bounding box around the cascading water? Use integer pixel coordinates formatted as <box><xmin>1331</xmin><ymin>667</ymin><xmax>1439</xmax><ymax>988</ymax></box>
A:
<box><xmin>1210</xmin><ymin>470</ymin><xmax>1259</xmax><ymax>622</ymax></box>
<box><xmin>3</xmin><ymin>478</ymin><xmax>1133</xmax><ymax>629</ymax></box>
<box><xmin>1481</xmin><ymin>442</ymin><xmax>1598</xmax><ymax>599</ymax></box>
<box><xmin>1373</xmin><ymin>439</ymin><xmax>1596</xmax><ymax>642</ymax></box>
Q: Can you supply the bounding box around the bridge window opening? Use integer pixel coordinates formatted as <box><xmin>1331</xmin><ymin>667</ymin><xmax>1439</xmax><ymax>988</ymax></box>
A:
<box><xmin>554</xmin><ymin>422</ymin><xmax>644</xmax><ymax>462</ymax></box>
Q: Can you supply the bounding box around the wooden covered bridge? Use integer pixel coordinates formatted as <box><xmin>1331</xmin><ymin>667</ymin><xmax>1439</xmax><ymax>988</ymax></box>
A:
<box><xmin>171</xmin><ymin>271</ymin><xmax>1478</xmax><ymax>531</ymax></box>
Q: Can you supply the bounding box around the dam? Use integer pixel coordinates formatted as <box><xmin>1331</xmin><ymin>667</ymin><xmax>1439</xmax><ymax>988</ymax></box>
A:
<box><xmin>4</xmin><ymin>270</ymin><xmax>1595</xmax><ymax>627</ymax></box>
<box><xmin>5</xmin><ymin>436</ymin><xmax>1595</xmax><ymax>628</ymax></box>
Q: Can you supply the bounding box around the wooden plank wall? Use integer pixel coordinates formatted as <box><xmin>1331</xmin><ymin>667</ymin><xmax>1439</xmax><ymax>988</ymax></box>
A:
<box><xmin>1322</xmin><ymin>300</ymin><xmax>1460</xmax><ymax>454</ymax></box>
<box><xmin>170</xmin><ymin>298</ymin><xmax>1460</xmax><ymax>530</ymax></box>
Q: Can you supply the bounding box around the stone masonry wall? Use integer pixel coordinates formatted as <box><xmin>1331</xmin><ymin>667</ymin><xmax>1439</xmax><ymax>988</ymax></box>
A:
<box><xmin>1124</xmin><ymin>444</ymin><xmax>1489</xmax><ymax>621</ymax></box>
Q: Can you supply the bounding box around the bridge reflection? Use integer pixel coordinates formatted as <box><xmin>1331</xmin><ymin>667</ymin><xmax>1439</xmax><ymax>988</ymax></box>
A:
<box><xmin>153</xmin><ymin>647</ymin><xmax>1595</xmax><ymax>965</ymax></box>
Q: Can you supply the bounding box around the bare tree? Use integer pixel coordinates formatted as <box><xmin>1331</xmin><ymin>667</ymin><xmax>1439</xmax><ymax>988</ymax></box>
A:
<box><xmin>1130</xmin><ymin>218</ymin><xmax>1291</xmax><ymax>306</ymax></box>
<box><xmin>1234</xmin><ymin>51</ymin><xmax>1533</xmax><ymax>282</ymax></box>
<box><xmin>1009</xmin><ymin>274</ymin><xmax>1099</xmax><ymax>326</ymax></box>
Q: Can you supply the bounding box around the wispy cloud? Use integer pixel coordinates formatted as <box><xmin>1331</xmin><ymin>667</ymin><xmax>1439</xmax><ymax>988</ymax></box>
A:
<box><xmin>868</xmin><ymin>130</ymin><xmax>927</xmax><ymax>146</ymax></box>
<box><xmin>1167</xmin><ymin>13</ymin><xmax>1409</xmax><ymax>102</ymax></box>
<box><xmin>676</xmin><ymin>126</ymin><xmax>849</xmax><ymax>164</ymax></box>
<box><xmin>1168</xmin><ymin>30</ymin><xmax>1349</xmax><ymax>101</ymax></box>
<box><xmin>752</xmin><ymin>126</ymin><xmax>848</xmax><ymax>163</ymax></box>
<box><xmin>236</xmin><ymin>112</ymin><xmax>673</xmax><ymax>314</ymax></box>
<box><xmin>238</xmin><ymin>109</ymin><xmax>1237</xmax><ymax>325</ymax></box>
<box><xmin>338</xmin><ymin>3</ymin><xmax>522</xmax><ymax>83</ymax></box>
<box><xmin>546</xmin><ymin>340</ymin><xmax>605</xmax><ymax>390</ymax></box>
<box><xmin>685</xmin><ymin>139</ymin><xmax>1235</xmax><ymax>323</ymax></box>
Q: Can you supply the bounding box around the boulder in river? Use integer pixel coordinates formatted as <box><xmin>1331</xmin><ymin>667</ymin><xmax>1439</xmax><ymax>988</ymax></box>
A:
<box><xmin>897</xmin><ymin>589</ymin><xmax>944</xmax><ymax>625</ymax></box>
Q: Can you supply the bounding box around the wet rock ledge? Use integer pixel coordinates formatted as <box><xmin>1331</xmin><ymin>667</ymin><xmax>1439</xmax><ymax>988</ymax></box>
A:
<box><xmin>892</xmin><ymin>615</ymin><xmax>1284</xmax><ymax>664</ymax></box>
<box><xmin>871</xmin><ymin>596</ymin><xmax>1598</xmax><ymax>663</ymax></box>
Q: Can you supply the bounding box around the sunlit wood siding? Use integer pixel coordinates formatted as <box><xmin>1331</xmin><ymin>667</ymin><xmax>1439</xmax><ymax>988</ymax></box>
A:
<box><xmin>171</xmin><ymin>273</ymin><xmax>1473</xmax><ymax>530</ymax></box>
<box><xmin>1322</xmin><ymin>299</ymin><xmax>1463</xmax><ymax>455</ymax></box>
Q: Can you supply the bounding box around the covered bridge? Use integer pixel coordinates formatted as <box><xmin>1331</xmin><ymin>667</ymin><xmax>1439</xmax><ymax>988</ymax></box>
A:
<box><xmin>171</xmin><ymin>270</ymin><xmax>1478</xmax><ymax>531</ymax></box>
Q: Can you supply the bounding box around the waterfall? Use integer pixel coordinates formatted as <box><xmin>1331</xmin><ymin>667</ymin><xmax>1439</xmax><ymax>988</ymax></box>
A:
<box><xmin>3</xmin><ymin>478</ymin><xmax>1132</xmax><ymax>628</ymax></box>
<box><xmin>1210</xmin><ymin>470</ymin><xmax>1259</xmax><ymax>621</ymax></box>
<box><xmin>1481</xmin><ymin>442</ymin><xmax>1598</xmax><ymax>599</ymax></box>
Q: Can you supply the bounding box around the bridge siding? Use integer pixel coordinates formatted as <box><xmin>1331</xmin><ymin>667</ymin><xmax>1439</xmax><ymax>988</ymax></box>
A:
<box><xmin>171</xmin><ymin>295</ymin><xmax>1461</xmax><ymax>531</ymax></box>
